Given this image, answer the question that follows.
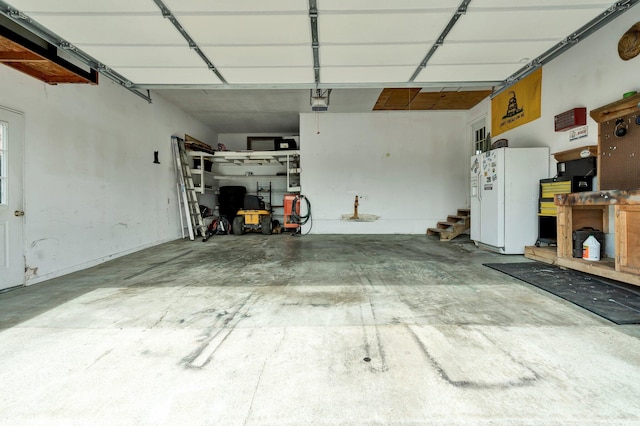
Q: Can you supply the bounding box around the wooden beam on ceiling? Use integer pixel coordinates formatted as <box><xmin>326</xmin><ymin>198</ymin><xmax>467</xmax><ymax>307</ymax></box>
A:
<box><xmin>0</xmin><ymin>24</ymin><xmax>98</xmax><ymax>85</ymax></box>
<box><xmin>374</xmin><ymin>88</ymin><xmax>492</xmax><ymax>111</ymax></box>
<box><xmin>0</xmin><ymin>50</ymin><xmax>43</xmax><ymax>62</ymax></box>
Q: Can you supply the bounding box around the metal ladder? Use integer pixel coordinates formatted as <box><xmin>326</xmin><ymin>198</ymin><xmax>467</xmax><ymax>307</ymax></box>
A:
<box><xmin>172</xmin><ymin>136</ymin><xmax>208</xmax><ymax>241</ymax></box>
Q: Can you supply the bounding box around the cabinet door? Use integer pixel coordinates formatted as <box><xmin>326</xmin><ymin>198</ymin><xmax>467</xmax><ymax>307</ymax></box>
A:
<box><xmin>616</xmin><ymin>205</ymin><xmax>640</xmax><ymax>274</ymax></box>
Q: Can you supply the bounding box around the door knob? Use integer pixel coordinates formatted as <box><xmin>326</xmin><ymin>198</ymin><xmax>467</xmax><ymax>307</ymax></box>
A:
<box><xmin>14</xmin><ymin>210</ymin><xmax>24</xmax><ymax>217</ymax></box>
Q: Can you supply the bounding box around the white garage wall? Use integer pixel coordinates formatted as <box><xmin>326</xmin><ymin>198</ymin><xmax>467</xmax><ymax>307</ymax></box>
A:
<box><xmin>0</xmin><ymin>67</ymin><xmax>217</xmax><ymax>285</ymax></box>
<box><xmin>299</xmin><ymin>111</ymin><xmax>468</xmax><ymax>234</ymax></box>
<box><xmin>478</xmin><ymin>7</ymin><xmax>640</xmax><ymax>256</ymax></box>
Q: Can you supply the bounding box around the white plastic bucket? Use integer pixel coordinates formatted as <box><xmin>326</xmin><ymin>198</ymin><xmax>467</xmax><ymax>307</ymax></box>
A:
<box><xmin>582</xmin><ymin>235</ymin><xmax>601</xmax><ymax>261</ymax></box>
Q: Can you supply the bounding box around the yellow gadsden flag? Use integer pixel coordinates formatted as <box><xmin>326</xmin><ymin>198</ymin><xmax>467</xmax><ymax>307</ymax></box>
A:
<box><xmin>491</xmin><ymin>67</ymin><xmax>542</xmax><ymax>137</ymax></box>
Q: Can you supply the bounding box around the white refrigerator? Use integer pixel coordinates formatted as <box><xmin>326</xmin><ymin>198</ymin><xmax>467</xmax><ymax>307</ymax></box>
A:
<box><xmin>470</xmin><ymin>147</ymin><xmax>549</xmax><ymax>254</ymax></box>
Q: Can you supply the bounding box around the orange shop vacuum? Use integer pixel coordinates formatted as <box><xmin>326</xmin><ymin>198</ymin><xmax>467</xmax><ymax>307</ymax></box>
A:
<box><xmin>283</xmin><ymin>194</ymin><xmax>312</xmax><ymax>234</ymax></box>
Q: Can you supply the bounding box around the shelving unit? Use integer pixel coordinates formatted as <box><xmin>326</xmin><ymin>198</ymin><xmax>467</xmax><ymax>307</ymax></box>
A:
<box><xmin>186</xmin><ymin>149</ymin><xmax>301</xmax><ymax>224</ymax></box>
<box><xmin>188</xmin><ymin>149</ymin><xmax>300</xmax><ymax>194</ymax></box>
<box><xmin>191</xmin><ymin>170</ymin><xmax>216</xmax><ymax>193</ymax></box>
<box><xmin>286</xmin><ymin>153</ymin><xmax>301</xmax><ymax>192</ymax></box>
<box><xmin>189</xmin><ymin>149</ymin><xmax>299</xmax><ymax>165</ymax></box>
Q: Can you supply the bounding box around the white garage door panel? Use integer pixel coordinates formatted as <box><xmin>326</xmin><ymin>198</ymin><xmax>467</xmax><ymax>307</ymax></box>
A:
<box><xmin>321</xmin><ymin>44</ymin><xmax>429</xmax><ymax>67</ymax></box>
<box><xmin>165</xmin><ymin>0</ymin><xmax>308</xmax><ymax>13</ymax></box>
<box><xmin>180</xmin><ymin>15</ymin><xmax>310</xmax><ymax>45</ymax></box>
<box><xmin>16</xmin><ymin>0</ymin><xmax>158</xmax><ymax>13</ymax></box>
<box><xmin>76</xmin><ymin>46</ymin><xmax>205</xmax><ymax>68</ymax></box>
<box><xmin>319</xmin><ymin>0</ymin><xmax>460</xmax><ymax>11</ymax></box>
<box><xmin>449</xmin><ymin>9</ymin><xmax>606</xmax><ymax>41</ymax></box>
<box><xmin>23</xmin><ymin>15</ymin><xmax>185</xmax><ymax>45</ymax></box>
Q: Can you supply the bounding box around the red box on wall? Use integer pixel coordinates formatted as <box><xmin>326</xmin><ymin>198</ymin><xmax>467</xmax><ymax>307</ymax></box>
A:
<box><xmin>554</xmin><ymin>107</ymin><xmax>587</xmax><ymax>132</ymax></box>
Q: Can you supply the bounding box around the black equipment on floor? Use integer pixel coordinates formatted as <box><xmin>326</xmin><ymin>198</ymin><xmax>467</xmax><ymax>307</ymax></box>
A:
<box><xmin>244</xmin><ymin>194</ymin><xmax>265</xmax><ymax>210</ymax></box>
<box><xmin>218</xmin><ymin>186</ymin><xmax>246</xmax><ymax>220</ymax></box>
<box><xmin>572</xmin><ymin>227</ymin><xmax>605</xmax><ymax>258</ymax></box>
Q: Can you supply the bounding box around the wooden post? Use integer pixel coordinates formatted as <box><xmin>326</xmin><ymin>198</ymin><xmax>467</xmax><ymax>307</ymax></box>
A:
<box><xmin>351</xmin><ymin>196</ymin><xmax>359</xmax><ymax>220</ymax></box>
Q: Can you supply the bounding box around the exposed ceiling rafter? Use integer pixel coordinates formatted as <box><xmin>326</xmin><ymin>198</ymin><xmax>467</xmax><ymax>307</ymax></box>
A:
<box><xmin>0</xmin><ymin>23</ymin><xmax>98</xmax><ymax>84</ymax></box>
<box><xmin>409</xmin><ymin>0</ymin><xmax>473</xmax><ymax>83</ymax></box>
<box><xmin>0</xmin><ymin>0</ymin><xmax>152</xmax><ymax>102</ymax></box>
<box><xmin>151</xmin><ymin>0</ymin><xmax>227</xmax><ymax>85</ymax></box>
<box><xmin>494</xmin><ymin>0</ymin><xmax>640</xmax><ymax>96</ymax></box>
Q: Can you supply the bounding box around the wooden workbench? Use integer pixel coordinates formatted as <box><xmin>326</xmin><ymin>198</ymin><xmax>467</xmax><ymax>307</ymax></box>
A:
<box><xmin>526</xmin><ymin>189</ymin><xmax>640</xmax><ymax>286</ymax></box>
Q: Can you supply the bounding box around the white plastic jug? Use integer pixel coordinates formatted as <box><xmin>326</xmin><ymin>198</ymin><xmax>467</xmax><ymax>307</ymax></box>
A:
<box><xmin>582</xmin><ymin>235</ymin><xmax>601</xmax><ymax>261</ymax></box>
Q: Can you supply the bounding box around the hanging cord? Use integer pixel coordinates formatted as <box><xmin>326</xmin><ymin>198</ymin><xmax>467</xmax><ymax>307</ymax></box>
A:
<box><xmin>291</xmin><ymin>195</ymin><xmax>312</xmax><ymax>235</ymax></box>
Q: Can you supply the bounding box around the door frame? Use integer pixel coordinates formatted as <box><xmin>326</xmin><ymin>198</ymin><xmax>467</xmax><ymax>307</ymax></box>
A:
<box><xmin>468</xmin><ymin>115</ymin><xmax>487</xmax><ymax>205</ymax></box>
<box><xmin>0</xmin><ymin>105</ymin><xmax>25</xmax><ymax>289</ymax></box>
<box><xmin>470</xmin><ymin>115</ymin><xmax>487</xmax><ymax>156</ymax></box>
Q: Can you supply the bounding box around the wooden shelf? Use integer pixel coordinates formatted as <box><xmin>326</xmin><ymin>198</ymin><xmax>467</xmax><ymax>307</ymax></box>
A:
<box><xmin>552</xmin><ymin>145</ymin><xmax>597</xmax><ymax>163</ymax></box>
<box><xmin>590</xmin><ymin>93</ymin><xmax>640</xmax><ymax>123</ymax></box>
<box><xmin>524</xmin><ymin>246</ymin><xmax>640</xmax><ymax>286</ymax></box>
<box><xmin>555</xmin><ymin>189</ymin><xmax>640</xmax><ymax>206</ymax></box>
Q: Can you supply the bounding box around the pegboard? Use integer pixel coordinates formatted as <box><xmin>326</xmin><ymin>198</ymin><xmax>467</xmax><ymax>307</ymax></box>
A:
<box><xmin>600</xmin><ymin>111</ymin><xmax>640</xmax><ymax>190</ymax></box>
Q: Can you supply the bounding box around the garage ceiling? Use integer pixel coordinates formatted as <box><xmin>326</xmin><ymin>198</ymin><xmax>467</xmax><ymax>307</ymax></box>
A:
<box><xmin>0</xmin><ymin>0</ymin><xmax>637</xmax><ymax>133</ymax></box>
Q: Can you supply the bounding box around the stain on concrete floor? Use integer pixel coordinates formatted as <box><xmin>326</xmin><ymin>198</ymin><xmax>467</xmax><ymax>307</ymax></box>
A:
<box><xmin>0</xmin><ymin>234</ymin><xmax>639</xmax><ymax>424</ymax></box>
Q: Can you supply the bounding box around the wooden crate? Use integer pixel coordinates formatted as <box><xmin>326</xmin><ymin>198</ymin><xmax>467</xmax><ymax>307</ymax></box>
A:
<box><xmin>616</xmin><ymin>205</ymin><xmax>640</xmax><ymax>274</ymax></box>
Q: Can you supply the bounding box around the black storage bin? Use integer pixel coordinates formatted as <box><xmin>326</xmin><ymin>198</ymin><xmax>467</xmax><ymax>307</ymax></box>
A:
<box><xmin>572</xmin><ymin>227</ymin><xmax>605</xmax><ymax>258</ymax></box>
<box><xmin>538</xmin><ymin>216</ymin><xmax>557</xmax><ymax>243</ymax></box>
<box><xmin>218</xmin><ymin>186</ymin><xmax>246</xmax><ymax>219</ymax></box>
<box><xmin>274</xmin><ymin>138</ymin><xmax>297</xmax><ymax>150</ymax></box>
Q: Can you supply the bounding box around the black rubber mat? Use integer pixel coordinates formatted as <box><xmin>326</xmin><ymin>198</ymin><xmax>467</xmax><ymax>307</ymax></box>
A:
<box><xmin>484</xmin><ymin>262</ymin><xmax>640</xmax><ymax>324</ymax></box>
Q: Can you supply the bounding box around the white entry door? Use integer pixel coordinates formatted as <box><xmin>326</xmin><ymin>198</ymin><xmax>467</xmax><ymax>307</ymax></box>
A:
<box><xmin>0</xmin><ymin>107</ymin><xmax>24</xmax><ymax>290</ymax></box>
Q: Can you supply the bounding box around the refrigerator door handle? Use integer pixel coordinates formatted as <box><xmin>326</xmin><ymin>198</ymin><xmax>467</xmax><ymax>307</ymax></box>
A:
<box><xmin>477</xmin><ymin>172</ymin><xmax>482</xmax><ymax>202</ymax></box>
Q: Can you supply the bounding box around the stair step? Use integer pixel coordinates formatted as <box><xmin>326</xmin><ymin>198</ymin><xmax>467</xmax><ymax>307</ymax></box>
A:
<box><xmin>436</xmin><ymin>221</ymin><xmax>456</xmax><ymax>229</ymax></box>
<box><xmin>427</xmin><ymin>227</ymin><xmax>455</xmax><ymax>240</ymax></box>
<box><xmin>439</xmin><ymin>231</ymin><xmax>456</xmax><ymax>241</ymax></box>
<box><xmin>438</xmin><ymin>221</ymin><xmax>469</xmax><ymax>229</ymax></box>
<box><xmin>427</xmin><ymin>207</ymin><xmax>471</xmax><ymax>242</ymax></box>
<box><xmin>447</xmin><ymin>215</ymin><xmax>469</xmax><ymax>224</ymax></box>
<box><xmin>426</xmin><ymin>228</ymin><xmax>442</xmax><ymax>236</ymax></box>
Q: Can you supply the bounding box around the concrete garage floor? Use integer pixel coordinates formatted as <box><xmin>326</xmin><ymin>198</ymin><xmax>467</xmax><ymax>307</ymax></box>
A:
<box><xmin>1</xmin><ymin>235</ymin><xmax>640</xmax><ymax>425</ymax></box>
